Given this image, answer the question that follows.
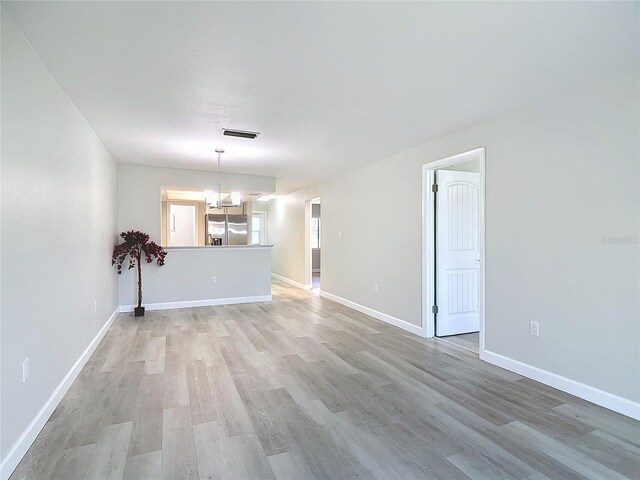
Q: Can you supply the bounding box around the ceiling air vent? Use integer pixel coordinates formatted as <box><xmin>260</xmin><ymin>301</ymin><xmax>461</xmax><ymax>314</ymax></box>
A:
<box><xmin>221</xmin><ymin>128</ymin><xmax>260</xmax><ymax>139</ymax></box>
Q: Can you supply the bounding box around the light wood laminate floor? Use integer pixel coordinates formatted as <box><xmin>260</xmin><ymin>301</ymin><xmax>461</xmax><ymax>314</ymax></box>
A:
<box><xmin>11</xmin><ymin>280</ymin><xmax>640</xmax><ymax>480</ymax></box>
<box><xmin>439</xmin><ymin>332</ymin><xmax>479</xmax><ymax>355</ymax></box>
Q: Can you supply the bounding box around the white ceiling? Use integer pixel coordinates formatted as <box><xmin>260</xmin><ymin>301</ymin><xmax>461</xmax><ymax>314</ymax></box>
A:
<box><xmin>4</xmin><ymin>1</ymin><xmax>638</xmax><ymax>193</ymax></box>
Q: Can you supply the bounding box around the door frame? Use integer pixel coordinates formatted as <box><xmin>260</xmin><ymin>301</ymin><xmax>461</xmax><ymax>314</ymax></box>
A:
<box><xmin>251</xmin><ymin>211</ymin><xmax>267</xmax><ymax>245</ymax></box>
<box><xmin>167</xmin><ymin>201</ymin><xmax>199</xmax><ymax>246</ymax></box>
<box><xmin>306</xmin><ymin>197</ymin><xmax>321</xmax><ymax>289</ymax></box>
<box><xmin>421</xmin><ymin>147</ymin><xmax>486</xmax><ymax>359</ymax></box>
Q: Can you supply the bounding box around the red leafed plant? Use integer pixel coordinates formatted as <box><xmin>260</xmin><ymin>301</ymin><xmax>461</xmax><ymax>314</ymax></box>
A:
<box><xmin>112</xmin><ymin>231</ymin><xmax>167</xmax><ymax>315</ymax></box>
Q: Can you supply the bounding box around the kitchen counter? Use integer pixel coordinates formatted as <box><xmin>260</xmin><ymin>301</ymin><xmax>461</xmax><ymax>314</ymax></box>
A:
<box><xmin>119</xmin><ymin>245</ymin><xmax>272</xmax><ymax>311</ymax></box>
<box><xmin>164</xmin><ymin>244</ymin><xmax>273</xmax><ymax>250</ymax></box>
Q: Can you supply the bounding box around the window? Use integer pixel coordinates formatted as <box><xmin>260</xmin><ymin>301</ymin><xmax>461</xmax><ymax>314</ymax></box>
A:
<box><xmin>311</xmin><ymin>217</ymin><xmax>321</xmax><ymax>249</ymax></box>
<box><xmin>252</xmin><ymin>212</ymin><xmax>267</xmax><ymax>245</ymax></box>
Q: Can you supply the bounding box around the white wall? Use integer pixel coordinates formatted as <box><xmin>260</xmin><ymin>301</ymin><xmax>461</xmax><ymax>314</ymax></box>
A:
<box><xmin>253</xmin><ymin>201</ymin><xmax>268</xmax><ymax>213</ymax></box>
<box><xmin>443</xmin><ymin>157</ymin><xmax>479</xmax><ymax>173</ymax></box>
<box><xmin>312</xmin><ymin>249</ymin><xmax>321</xmax><ymax>271</ymax></box>
<box><xmin>1</xmin><ymin>7</ymin><xmax>119</xmax><ymax>468</ymax></box>
<box><xmin>268</xmin><ymin>70</ymin><xmax>640</xmax><ymax>406</ymax></box>
<box><xmin>268</xmin><ymin>185</ymin><xmax>320</xmax><ymax>284</ymax></box>
<box><xmin>118</xmin><ymin>246</ymin><xmax>272</xmax><ymax>308</ymax></box>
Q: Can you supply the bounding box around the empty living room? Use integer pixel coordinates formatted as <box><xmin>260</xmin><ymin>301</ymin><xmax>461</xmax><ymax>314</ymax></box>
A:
<box><xmin>1</xmin><ymin>1</ymin><xmax>639</xmax><ymax>479</ymax></box>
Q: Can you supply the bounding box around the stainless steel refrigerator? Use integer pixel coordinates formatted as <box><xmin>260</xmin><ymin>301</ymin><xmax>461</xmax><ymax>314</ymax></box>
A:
<box><xmin>206</xmin><ymin>214</ymin><xmax>248</xmax><ymax>245</ymax></box>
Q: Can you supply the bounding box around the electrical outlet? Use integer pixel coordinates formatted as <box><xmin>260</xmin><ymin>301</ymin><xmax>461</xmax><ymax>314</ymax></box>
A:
<box><xmin>94</xmin><ymin>300</ymin><xmax>98</xmax><ymax>313</ymax></box>
<box><xmin>338</xmin><ymin>231</ymin><xmax>343</xmax><ymax>240</ymax></box>
<box><xmin>374</xmin><ymin>283</ymin><xmax>379</xmax><ymax>293</ymax></box>
<box><xmin>530</xmin><ymin>321</ymin><xmax>540</xmax><ymax>337</ymax></box>
<box><xmin>211</xmin><ymin>276</ymin><xmax>217</xmax><ymax>284</ymax></box>
<box><xmin>23</xmin><ymin>358</ymin><xmax>29</xmax><ymax>383</ymax></box>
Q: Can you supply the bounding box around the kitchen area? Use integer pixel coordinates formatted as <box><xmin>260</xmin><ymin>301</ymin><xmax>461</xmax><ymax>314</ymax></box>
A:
<box><xmin>161</xmin><ymin>187</ymin><xmax>270</xmax><ymax>247</ymax></box>
<box><xmin>117</xmin><ymin>164</ymin><xmax>275</xmax><ymax>311</ymax></box>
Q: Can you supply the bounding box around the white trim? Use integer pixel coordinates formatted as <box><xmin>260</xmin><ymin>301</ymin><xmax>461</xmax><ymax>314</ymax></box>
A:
<box><xmin>0</xmin><ymin>309</ymin><xmax>119</xmax><ymax>480</ymax></box>
<box><xmin>483</xmin><ymin>350</ymin><xmax>640</xmax><ymax>421</ymax></box>
<box><xmin>422</xmin><ymin>147</ymin><xmax>486</xmax><ymax>357</ymax></box>
<box><xmin>319</xmin><ymin>290</ymin><xmax>424</xmax><ymax>337</ymax></box>
<box><xmin>271</xmin><ymin>273</ymin><xmax>312</xmax><ymax>290</ymax></box>
<box><xmin>251</xmin><ymin>211</ymin><xmax>268</xmax><ymax>246</ymax></box>
<box><xmin>306</xmin><ymin>197</ymin><xmax>322</xmax><ymax>289</ymax></box>
<box><xmin>119</xmin><ymin>295</ymin><xmax>272</xmax><ymax>312</ymax></box>
<box><xmin>163</xmin><ymin>245</ymin><xmax>273</xmax><ymax>251</ymax></box>
<box><xmin>312</xmin><ymin>269</ymin><xmax>321</xmax><ymax>273</ymax></box>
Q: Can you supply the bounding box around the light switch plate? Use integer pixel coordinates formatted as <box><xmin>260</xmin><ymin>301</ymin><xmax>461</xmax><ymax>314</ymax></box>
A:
<box><xmin>23</xmin><ymin>358</ymin><xmax>30</xmax><ymax>383</ymax></box>
<box><xmin>530</xmin><ymin>321</ymin><xmax>540</xmax><ymax>336</ymax></box>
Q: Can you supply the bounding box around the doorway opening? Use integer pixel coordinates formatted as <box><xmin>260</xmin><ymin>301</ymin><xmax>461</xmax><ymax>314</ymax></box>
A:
<box><xmin>422</xmin><ymin>148</ymin><xmax>486</xmax><ymax>357</ymax></box>
<box><xmin>309</xmin><ymin>198</ymin><xmax>321</xmax><ymax>292</ymax></box>
<box><xmin>167</xmin><ymin>202</ymin><xmax>197</xmax><ymax>246</ymax></box>
<box><xmin>251</xmin><ymin>211</ymin><xmax>267</xmax><ymax>245</ymax></box>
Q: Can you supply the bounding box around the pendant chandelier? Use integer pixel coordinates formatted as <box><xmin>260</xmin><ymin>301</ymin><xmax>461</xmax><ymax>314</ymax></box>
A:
<box><xmin>205</xmin><ymin>149</ymin><xmax>242</xmax><ymax>208</ymax></box>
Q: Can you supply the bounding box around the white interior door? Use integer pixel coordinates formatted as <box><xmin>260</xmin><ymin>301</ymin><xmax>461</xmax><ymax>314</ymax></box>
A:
<box><xmin>168</xmin><ymin>203</ymin><xmax>196</xmax><ymax>246</ymax></box>
<box><xmin>436</xmin><ymin>170</ymin><xmax>480</xmax><ymax>336</ymax></box>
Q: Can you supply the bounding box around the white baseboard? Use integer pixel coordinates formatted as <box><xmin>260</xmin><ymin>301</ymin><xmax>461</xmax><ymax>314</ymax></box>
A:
<box><xmin>0</xmin><ymin>309</ymin><xmax>119</xmax><ymax>480</ymax></box>
<box><xmin>483</xmin><ymin>350</ymin><xmax>640</xmax><ymax>421</ymax></box>
<box><xmin>271</xmin><ymin>273</ymin><xmax>312</xmax><ymax>290</ymax></box>
<box><xmin>319</xmin><ymin>290</ymin><xmax>424</xmax><ymax>337</ymax></box>
<box><xmin>119</xmin><ymin>295</ymin><xmax>272</xmax><ymax>312</ymax></box>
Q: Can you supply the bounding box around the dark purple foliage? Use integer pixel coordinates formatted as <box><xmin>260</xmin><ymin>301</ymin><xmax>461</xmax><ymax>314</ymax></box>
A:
<box><xmin>112</xmin><ymin>231</ymin><xmax>167</xmax><ymax>308</ymax></box>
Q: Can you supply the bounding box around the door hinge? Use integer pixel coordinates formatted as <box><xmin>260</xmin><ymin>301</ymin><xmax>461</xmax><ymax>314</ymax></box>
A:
<box><xmin>432</xmin><ymin>305</ymin><xmax>438</xmax><ymax>314</ymax></box>
<box><xmin>432</xmin><ymin>184</ymin><xmax>438</xmax><ymax>193</ymax></box>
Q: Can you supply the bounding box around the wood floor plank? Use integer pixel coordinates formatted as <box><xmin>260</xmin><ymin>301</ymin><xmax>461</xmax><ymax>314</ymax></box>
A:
<box><xmin>84</xmin><ymin>422</ymin><xmax>133</xmax><ymax>480</ymax></box>
<box><xmin>553</xmin><ymin>402</ymin><xmax>640</xmax><ymax>447</ymax></box>
<box><xmin>436</xmin><ymin>400</ymin><xmax>588</xmax><ymax>480</ymax></box>
<box><xmin>268</xmin><ymin>450</ymin><xmax>316</xmax><ymax>480</ymax></box>
<box><xmin>573</xmin><ymin>429</ymin><xmax>640</xmax><ymax>478</ymax></box>
<box><xmin>163</xmin><ymin>332</ymin><xmax>190</xmax><ymax>408</ymax></box>
<box><xmin>401</xmin><ymin>404</ymin><xmax>536</xmax><ymax>479</ymax></box>
<box><xmin>144</xmin><ymin>335</ymin><xmax>166</xmax><ymax>375</ymax></box>
<box><xmin>51</xmin><ymin>444</ymin><xmax>95</xmax><ymax>480</ymax></box>
<box><xmin>502</xmin><ymin>421</ymin><xmax>631</xmax><ymax>480</ymax></box>
<box><xmin>9</xmin><ymin>418</ymin><xmax>67</xmax><ymax>480</ymax></box>
<box><xmin>193</xmin><ymin>421</ymin><xmax>234</xmax><ymax>480</ymax></box>
<box><xmin>446</xmin><ymin>450</ymin><xmax>517</xmax><ymax>480</ymax></box>
<box><xmin>110</xmin><ymin>360</ymin><xmax>146</xmax><ymax>425</ymax></box>
<box><xmin>233</xmin><ymin>372</ymin><xmax>291</xmax><ymax>456</ymax></box>
<box><xmin>227</xmin><ymin>433</ymin><xmax>277</xmax><ymax>480</ymax></box>
<box><xmin>123</xmin><ymin>450</ymin><xmax>161</xmax><ymax>480</ymax></box>
<box><xmin>210</xmin><ymin>362</ymin><xmax>255</xmax><ymax>437</ymax></box>
<box><xmin>128</xmin><ymin>372</ymin><xmax>164</xmax><ymax>456</ymax></box>
<box><xmin>161</xmin><ymin>406</ymin><xmax>199</xmax><ymax>480</ymax></box>
<box><xmin>265</xmin><ymin>387</ymin><xmax>372</xmax><ymax>480</ymax></box>
<box><xmin>186</xmin><ymin>359</ymin><xmax>220</xmax><ymax>425</ymax></box>
<box><xmin>301</xmin><ymin>398</ymin><xmax>434</xmax><ymax>479</ymax></box>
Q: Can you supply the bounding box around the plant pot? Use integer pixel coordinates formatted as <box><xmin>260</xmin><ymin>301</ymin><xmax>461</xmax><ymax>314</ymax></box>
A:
<box><xmin>134</xmin><ymin>306</ymin><xmax>145</xmax><ymax>317</ymax></box>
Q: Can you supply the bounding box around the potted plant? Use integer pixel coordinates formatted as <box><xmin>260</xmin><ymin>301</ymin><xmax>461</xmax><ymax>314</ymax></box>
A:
<box><xmin>112</xmin><ymin>230</ymin><xmax>167</xmax><ymax>317</ymax></box>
